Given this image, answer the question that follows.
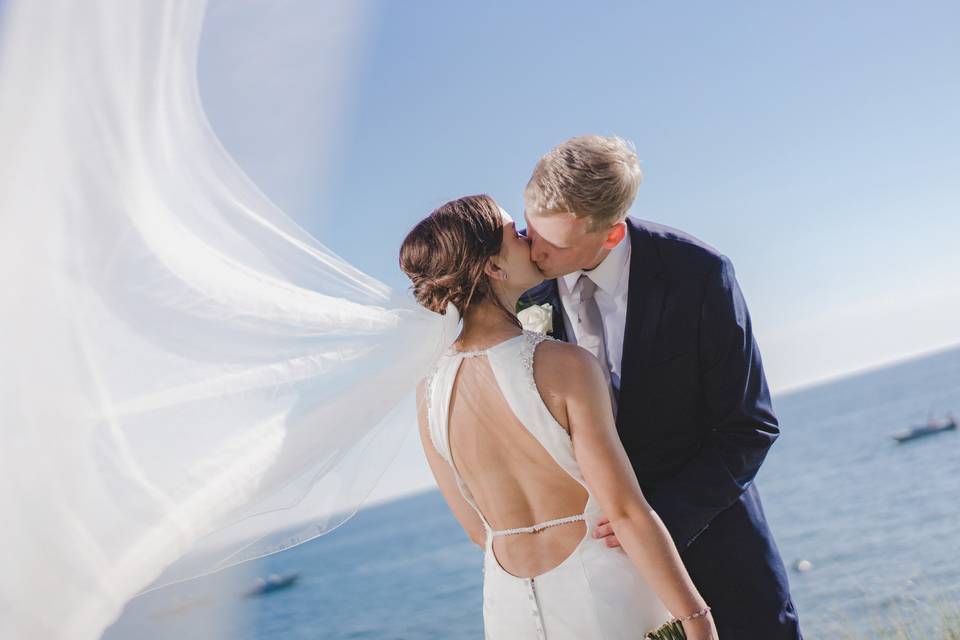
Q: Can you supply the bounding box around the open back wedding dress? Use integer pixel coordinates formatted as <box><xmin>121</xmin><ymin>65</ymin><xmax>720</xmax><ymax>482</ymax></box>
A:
<box><xmin>426</xmin><ymin>330</ymin><xmax>673</xmax><ymax>639</ymax></box>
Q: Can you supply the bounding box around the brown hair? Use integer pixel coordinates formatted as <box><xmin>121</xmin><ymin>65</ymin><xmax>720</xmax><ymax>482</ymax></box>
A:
<box><xmin>525</xmin><ymin>134</ymin><xmax>642</xmax><ymax>232</ymax></box>
<box><xmin>399</xmin><ymin>194</ymin><xmax>520</xmax><ymax>327</ymax></box>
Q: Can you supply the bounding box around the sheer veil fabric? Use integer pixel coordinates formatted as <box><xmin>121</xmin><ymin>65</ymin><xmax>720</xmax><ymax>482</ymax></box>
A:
<box><xmin>0</xmin><ymin>1</ymin><xmax>458</xmax><ymax>638</ymax></box>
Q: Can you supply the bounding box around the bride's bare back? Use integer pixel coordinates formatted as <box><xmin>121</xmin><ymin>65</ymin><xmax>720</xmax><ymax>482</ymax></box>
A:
<box><xmin>447</xmin><ymin>344</ymin><xmax>588</xmax><ymax>577</ymax></box>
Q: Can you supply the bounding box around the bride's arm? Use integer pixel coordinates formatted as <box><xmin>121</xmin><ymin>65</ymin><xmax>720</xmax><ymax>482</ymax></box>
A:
<box><xmin>549</xmin><ymin>347</ymin><xmax>714</xmax><ymax>634</ymax></box>
<box><xmin>415</xmin><ymin>381</ymin><xmax>487</xmax><ymax>548</ymax></box>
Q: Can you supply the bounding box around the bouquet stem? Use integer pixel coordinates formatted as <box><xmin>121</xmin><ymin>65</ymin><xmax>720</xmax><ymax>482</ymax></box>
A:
<box><xmin>645</xmin><ymin>618</ymin><xmax>686</xmax><ymax>639</ymax></box>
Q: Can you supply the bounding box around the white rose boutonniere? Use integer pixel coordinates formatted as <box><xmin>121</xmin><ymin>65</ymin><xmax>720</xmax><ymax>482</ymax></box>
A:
<box><xmin>517</xmin><ymin>303</ymin><xmax>553</xmax><ymax>335</ymax></box>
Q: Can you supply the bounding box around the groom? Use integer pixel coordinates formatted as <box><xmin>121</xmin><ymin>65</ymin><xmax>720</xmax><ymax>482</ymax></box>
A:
<box><xmin>518</xmin><ymin>135</ymin><xmax>803</xmax><ymax>639</ymax></box>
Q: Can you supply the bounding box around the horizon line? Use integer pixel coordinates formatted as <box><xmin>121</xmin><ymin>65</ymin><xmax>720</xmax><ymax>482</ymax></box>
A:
<box><xmin>772</xmin><ymin>339</ymin><xmax>960</xmax><ymax>398</ymax></box>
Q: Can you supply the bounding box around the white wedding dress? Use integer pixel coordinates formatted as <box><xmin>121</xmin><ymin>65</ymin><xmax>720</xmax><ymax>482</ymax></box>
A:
<box><xmin>426</xmin><ymin>330</ymin><xmax>673</xmax><ymax>639</ymax></box>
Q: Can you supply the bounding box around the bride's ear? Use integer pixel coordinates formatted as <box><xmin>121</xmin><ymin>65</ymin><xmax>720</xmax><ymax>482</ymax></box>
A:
<box><xmin>483</xmin><ymin>257</ymin><xmax>507</xmax><ymax>281</ymax></box>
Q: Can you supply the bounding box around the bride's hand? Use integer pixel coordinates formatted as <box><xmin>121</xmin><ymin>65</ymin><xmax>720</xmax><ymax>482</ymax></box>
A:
<box><xmin>682</xmin><ymin>612</ymin><xmax>719</xmax><ymax>640</ymax></box>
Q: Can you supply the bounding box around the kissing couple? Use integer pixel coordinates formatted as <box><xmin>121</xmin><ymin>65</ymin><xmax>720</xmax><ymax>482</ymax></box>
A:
<box><xmin>400</xmin><ymin>135</ymin><xmax>804</xmax><ymax>639</ymax></box>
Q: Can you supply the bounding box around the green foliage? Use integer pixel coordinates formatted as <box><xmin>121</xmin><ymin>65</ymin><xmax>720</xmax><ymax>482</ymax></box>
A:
<box><xmin>645</xmin><ymin>618</ymin><xmax>687</xmax><ymax>639</ymax></box>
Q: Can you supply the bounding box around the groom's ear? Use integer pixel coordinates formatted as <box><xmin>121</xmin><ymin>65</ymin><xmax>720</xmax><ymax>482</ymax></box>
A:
<box><xmin>600</xmin><ymin>222</ymin><xmax>627</xmax><ymax>250</ymax></box>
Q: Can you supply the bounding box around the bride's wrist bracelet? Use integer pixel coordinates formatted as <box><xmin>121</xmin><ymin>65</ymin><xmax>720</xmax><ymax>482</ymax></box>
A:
<box><xmin>672</xmin><ymin>605</ymin><xmax>711</xmax><ymax>623</ymax></box>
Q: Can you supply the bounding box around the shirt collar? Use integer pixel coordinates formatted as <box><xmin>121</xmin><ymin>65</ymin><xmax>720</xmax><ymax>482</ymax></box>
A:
<box><xmin>560</xmin><ymin>233</ymin><xmax>631</xmax><ymax>295</ymax></box>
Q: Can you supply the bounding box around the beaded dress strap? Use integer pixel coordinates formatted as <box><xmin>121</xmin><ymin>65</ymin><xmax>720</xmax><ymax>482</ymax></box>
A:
<box><xmin>490</xmin><ymin>513</ymin><xmax>586</xmax><ymax>537</ymax></box>
<box><xmin>446</xmin><ymin>347</ymin><xmax>488</xmax><ymax>358</ymax></box>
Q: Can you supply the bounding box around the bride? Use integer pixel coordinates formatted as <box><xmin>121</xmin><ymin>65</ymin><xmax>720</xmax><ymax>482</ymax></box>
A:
<box><xmin>400</xmin><ymin>195</ymin><xmax>718</xmax><ymax>639</ymax></box>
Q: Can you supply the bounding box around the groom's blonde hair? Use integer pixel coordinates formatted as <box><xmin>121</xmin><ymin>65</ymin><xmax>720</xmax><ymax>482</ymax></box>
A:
<box><xmin>525</xmin><ymin>135</ymin><xmax>642</xmax><ymax>232</ymax></box>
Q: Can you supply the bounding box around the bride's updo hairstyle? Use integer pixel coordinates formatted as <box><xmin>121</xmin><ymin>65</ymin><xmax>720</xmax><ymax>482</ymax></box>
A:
<box><xmin>399</xmin><ymin>194</ymin><xmax>520</xmax><ymax>328</ymax></box>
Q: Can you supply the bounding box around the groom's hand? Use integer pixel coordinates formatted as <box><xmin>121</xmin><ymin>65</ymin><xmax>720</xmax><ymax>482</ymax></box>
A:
<box><xmin>592</xmin><ymin>516</ymin><xmax>621</xmax><ymax>548</ymax></box>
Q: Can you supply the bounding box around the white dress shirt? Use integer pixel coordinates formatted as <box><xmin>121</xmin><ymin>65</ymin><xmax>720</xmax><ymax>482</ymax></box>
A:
<box><xmin>557</xmin><ymin>234</ymin><xmax>632</xmax><ymax>390</ymax></box>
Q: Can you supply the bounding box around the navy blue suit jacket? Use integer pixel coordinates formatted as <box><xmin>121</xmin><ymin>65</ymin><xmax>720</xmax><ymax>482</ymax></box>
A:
<box><xmin>519</xmin><ymin>217</ymin><xmax>803</xmax><ymax>638</ymax></box>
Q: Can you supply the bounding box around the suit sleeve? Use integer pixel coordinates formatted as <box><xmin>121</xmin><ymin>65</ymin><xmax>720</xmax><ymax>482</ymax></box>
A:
<box><xmin>645</xmin><ymin>254</ymin><xmax>780</xmax><ymax>551</ymax></box>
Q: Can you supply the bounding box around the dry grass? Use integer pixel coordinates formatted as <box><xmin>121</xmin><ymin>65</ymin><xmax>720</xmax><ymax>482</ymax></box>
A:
<box><xmin>816</xmin><ymin>593</ymin><xmax>960</xmax><ymax>639</ymax></box>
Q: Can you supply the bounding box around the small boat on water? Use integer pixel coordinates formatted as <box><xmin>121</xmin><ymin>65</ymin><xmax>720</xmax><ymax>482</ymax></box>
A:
<box><xmin>245</xmin><ymin>572</ymin><xmax>300</xmax><ymax>597</ymax></box>
<box><xmin>892</xmin><ymin>413</ymin><xmax>956</xmax><ymax>443</ymax></box>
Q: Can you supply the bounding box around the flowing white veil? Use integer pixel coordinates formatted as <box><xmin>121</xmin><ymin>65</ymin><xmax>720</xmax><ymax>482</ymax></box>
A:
<box><xmin>0</xmin><ymin>1</ymin><xmax>458</xmax><ymax>638</ymax></box>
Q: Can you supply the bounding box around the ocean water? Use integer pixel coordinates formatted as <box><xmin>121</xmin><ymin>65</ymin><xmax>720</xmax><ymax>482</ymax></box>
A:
<box><xmin>105</xmin><ymin>345</ymin><xmax>960</xmax><ymax>639</ymax></box>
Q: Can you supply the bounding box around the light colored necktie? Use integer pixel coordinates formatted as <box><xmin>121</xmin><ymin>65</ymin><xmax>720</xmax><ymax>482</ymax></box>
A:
<box><xmin>573</xmin><ymin>273</ymin><xmax>618</xmax><ymax>418</ymax></box>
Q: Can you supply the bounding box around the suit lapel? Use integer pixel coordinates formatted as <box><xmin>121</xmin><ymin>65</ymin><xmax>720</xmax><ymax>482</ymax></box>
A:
<box><xmin>617</xmin><ymin>218</ymin><xmax>665</xmax><ymax>430</ymax></box>
<box><xmin>549</xmin><ymin>287</ymin><xmax>568</xmax><ymax>343</ymax></box>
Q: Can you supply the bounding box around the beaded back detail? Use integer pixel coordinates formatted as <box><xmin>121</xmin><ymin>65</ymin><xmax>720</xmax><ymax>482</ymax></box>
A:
<box><xmin>446</xmin><ymin>346</ymin><xmax>488</xmax><ymax>358</ymax></box>
<box><xmin>423</xmin><ymin>363</ymin><xmax>440</xmax><ymax>419</ymax></box>
<box><xmin>520</xmin><ymin>330</ymin><xmax>556</xmax><ymax>390</ymax></box>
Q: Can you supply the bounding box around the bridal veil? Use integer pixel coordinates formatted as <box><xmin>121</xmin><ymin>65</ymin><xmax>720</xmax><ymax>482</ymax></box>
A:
<box><xmin>0</xmin><ymin>1</ymin><xmax>456</xmax><ymax>637</ymax></box>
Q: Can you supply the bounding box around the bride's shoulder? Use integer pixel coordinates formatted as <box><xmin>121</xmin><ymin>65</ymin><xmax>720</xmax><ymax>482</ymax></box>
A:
<box><xmin>527</xmin><ymin>335</ymin><xmax>603</xmax><ymax>387</ymax></box>
<box><xmin>525</xmin><ymin>331</ymin><xmax>590</xmax><ymax>359</ymax></box>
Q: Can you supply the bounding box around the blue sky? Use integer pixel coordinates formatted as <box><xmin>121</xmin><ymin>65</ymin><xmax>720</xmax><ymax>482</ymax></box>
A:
<box><xmin>198</xmin><ymin>1</ymin><xmax>960</xmax><ymax>502</ymax></box>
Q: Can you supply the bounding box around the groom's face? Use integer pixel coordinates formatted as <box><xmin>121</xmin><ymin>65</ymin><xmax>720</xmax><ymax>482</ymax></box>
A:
<box><xmin>523</xmin><ymin>209</ymin><xmax>623</xmax><ymax>279</ymax></box>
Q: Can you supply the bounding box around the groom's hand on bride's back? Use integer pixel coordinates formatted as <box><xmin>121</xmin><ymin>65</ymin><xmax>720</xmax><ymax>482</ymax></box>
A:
<box><xmin>592</xmin><ymin>516</ymin><xmax>621</xmax><ymax>547</ymax></box>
